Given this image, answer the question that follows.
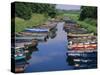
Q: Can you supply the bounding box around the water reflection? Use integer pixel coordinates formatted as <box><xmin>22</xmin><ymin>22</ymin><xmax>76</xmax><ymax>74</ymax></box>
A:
<box><xmin>14</xmin><ymin>25</ymin><xmax>57</xmax><ymax>73</ymax></box>
<box><xmin>25</xmin><ymin>47</ymin><xmax>38</xmax><ymax>60</ymax></box>
<box><xmin>66</xmin><ymin>51</ymin><xmax>97</xmax><ymax>69</ymax></box>
<box><xmin>24</xmin><ymin>22</ymin><xmax>73</xmax><ymax>72</ymax></box>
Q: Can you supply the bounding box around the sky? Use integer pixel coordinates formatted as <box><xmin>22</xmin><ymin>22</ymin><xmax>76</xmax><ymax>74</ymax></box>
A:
<box><xmin>56</xmin><ymin>4</ymin><xmax>81</xmax><ymax>10</ymax></box>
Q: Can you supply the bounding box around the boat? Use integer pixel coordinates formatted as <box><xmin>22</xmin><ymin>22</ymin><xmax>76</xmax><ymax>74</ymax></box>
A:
<box><xmin>68</xmin><ymin>43</ymin><xmax>97</xmax><ymax>50</ymax></box>
<box><xmin>25</xmin><ymin>28</ymin><xmax>49</xmax><ymax>33</ymax></box>
<box><xmin>15</xmin><ymin>35</ymin><xmax>47</xmax><ymax>42</ymax></box>
<box><xmin>68</xmin><ymin>37</ymin><xmax>97</xmax><ymax>43</ymax></box>
<box><xmin>67</xmin><ymin>33</ymin><xmax>94</xmax><ymax>38</ymax></box>
<box><xmin>73</xmin><ymin>63</ymin><xmax>97</xmax><ymax>69</ymax></box>
<box><xmin>15</xmin><ymin>60</ymin><xmax>28</xmax><ymax>73</ymax></box>
<box><xmin>67</xmin><ymin>50</ymin><xmax>97</xmax><ymax>58</ymax></box>
<box><xmin>14</xmin><ymin>47</ymin><xmax>26</xmax><ymax>61</ymax></box>
<box><xmin>73</xmin><ymin>58</ymin><xmax>97</xmax><ymax>64</ymax></box>
<box><xmin>16</xmin><ymin>32</ymin><xmax>48</xmax><ymax>37</ymax></box>
<box><xmin>64</xmin><ymin>25</ymin><xmax>87</xmax><ymax>33</ymax></box>
<box><xmin>15</xmin><ymin>66</ymin><xmax>25</xmax><ymax>73</ymax></box>
<box><xmin>16</xmin><ymin>41</ymin><xmax>38</xmax><ymax>50</ymax></box>
<box><xmin>24</xmin><ymin>40</ymin><xmax>38</xmax><ymax>50</ymax></box>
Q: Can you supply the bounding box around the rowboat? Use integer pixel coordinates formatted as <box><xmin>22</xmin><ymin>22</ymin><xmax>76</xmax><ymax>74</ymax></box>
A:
<box><xmin>15</xmin><ymin>66</ymin><xmax>25</xmax><ymax>73</ymax></box>
<box><xmin>67</xmin><ymin>55</ymin><xmax>97</xmax><ymax>67</ymax></box>
<box><xmin>16</xmin><ymin>42</ymin><xmax>38</xmax><ymax>50</ymax></box>
<box><xmin>15</xmin><ymin>60</ymin><xmax>28</xmax><ymax>73</ymax></box>
<box><xmin>67</xmin><ymin>50</ymin><xmax>97</xmax><ymax>58</ymax></box>
<box><xmin>74</xmin><ymin>63</ymin><xmax>97</xmax><ymax>69</ymax></box>
<box><xmin>73</xmin><ymin>58</ymin><xmax>97</xmax><ymax>64</ymax></box>
<box><xmin>67</xmin><ymin>33</ymin><xmax>94</xmax><ymax>38</ymax></box>
<box><xmin>15</xmin><ymin>36</ymin><xmax>47</xmax><ymax>42</ymax></box>
<box><xmin>68</xmin><ymin>37</ymin><xmax>97</xmax><ymax>43</ymax></box>
<box><xmin>73</xmin><ymin>57</ymin><xmax>97</xmax><ymax>68</ymax></box>
<box><xmin>68</xmin><ymin>43</ymin><xmax>97</xmax><ymax>50</ymax></box>
<box><xmin>16</xmin><ymin>32</ymin><xmax>48</xmax><ymax>37</ymax></box>
<box><xmin>25</xmin><ymin>28</ymin><xmax>49</xmax><ymax>33</ymax></box>
<box><xmin>12</xmin><ymin>47</ymin><xmax>26</xmax><ymax>61</ymax></box>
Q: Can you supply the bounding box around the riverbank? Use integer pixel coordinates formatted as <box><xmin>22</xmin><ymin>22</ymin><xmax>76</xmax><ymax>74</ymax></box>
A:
<box><xmin>15</xmin><ymin>13</ymin><xmax>49</xmax><ymax>32</ymax></box>
<box><xmin>63</xmin><ymin>13</ymin><xmax>97</xmax><ymax>35</ymax></box>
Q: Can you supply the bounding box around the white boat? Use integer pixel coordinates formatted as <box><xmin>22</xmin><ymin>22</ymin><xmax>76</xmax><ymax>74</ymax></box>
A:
<box><xmin>17</xmin><ymin>32</ymin><xmax>48</xmax><ymax>37</ymax></box>
<box><xmin>15</xmin><ymin>36</ymin><xmax>47</xmax><ymax>41</ymax></box>
<box><xmin>67</xmin><ymin>50</ymin><xmax>97</xmax><ymax>58</ymax></box>
<box><xmin>11</xmin><ymin>47</ymin><xmax>26</xmax><ymax>61</ymax></box>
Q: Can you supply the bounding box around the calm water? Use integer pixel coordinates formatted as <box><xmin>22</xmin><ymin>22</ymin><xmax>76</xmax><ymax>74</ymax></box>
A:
<box><xmin>24</xmin><ymin>22</ymin><xmax>73</xmax><ymax>72</ymax></box>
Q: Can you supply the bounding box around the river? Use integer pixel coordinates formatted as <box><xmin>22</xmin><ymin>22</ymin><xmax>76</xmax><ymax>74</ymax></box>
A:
<box><xmin>24</xmin><ymin>22</ymin><xmax>73</xmax><ymax>72</ymax></box>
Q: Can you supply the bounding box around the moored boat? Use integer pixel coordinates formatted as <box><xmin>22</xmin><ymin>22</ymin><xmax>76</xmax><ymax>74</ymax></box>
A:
<box><xmin>16</xmin><ymin>32</ymin><xmax>48</xmax><ymax>37</ymax></box>
<box><xmin>68</xmin><ymin>43</ymin><xmax>97</xmax><ymax>50</ymax></box>
<box><xmin>25</xmin><ymin>28</ymin><xmax>49</xmax><ymax>33</ymax></box>
<box><xmin>14</xmin><ymin>47</ymin><xmax>26</xmax><ymax>61</ymax></box>
<box><xmin>15</xmin><ymin>35</ymin><xmax>47</xmax><ymax>42</ymax></box>
<box><xmin>67</xmin><ymin>33</ymin><xmax>94</xmax><ymax>38</ymax></box>
<box><xmin>66</xmin><ymin>50</ymin><xmax>97</xmax><ymax>58</ymax></box>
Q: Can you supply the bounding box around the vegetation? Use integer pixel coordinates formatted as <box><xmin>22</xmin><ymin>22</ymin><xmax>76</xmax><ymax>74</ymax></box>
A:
<box><xmin>14</xmin><ymin>2</ymin><xmax>97</xmax><ymax>34</ymax></box>
<box><xmin>15</xmin><ymin>2</ymin><xmax>32</xmax><ymax>20</ymax></box>
<box><xmin>79</xmin><ymin>6</ymin><xmax>97</xmax><ymax>20</ymax></box>
<box><xmin>15</xmin><ymin>13</ymin><xmax>47</xmax><ymax>32</ymax></box>
<box><xmin>63</xmin><ymin>6</ymin><xmax>97</xmax><ymax>35</ymax></box>
<box><xmin>14</xmin><ymin>2</ymin><xmax>58</xmax><ymax>32</ymax></box>
<box><xmin>15</xmin><ymin>2</ymin><xmax>57</xmax><ymax>20</ymax></box>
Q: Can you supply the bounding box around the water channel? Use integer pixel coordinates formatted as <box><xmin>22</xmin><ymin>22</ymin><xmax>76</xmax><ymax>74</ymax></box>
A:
<box><xmin>24</xmin><ymin>22</ymin><xmax>73</xmax><ymax>72</ymax></box>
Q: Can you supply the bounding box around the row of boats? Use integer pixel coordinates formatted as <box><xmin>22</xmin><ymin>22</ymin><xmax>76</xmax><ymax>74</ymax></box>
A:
<box><xmin>15</xmin><ymin>21</ymin><xmax>57</xmax><ymax>43</ymax></box>
<box><xmin>63</xmin><ymin>18</ymin><xmax>97</xmax><ymax>69</ymax></box>
<box><xmin>11</xmin><ymin>20</ymin><xmax>58</xmax><ymax>73</ymax></box>
<box><xmin>12</xmin><ymin>45</ymin><xmax>38</xmax><ymax>73</ymax></box>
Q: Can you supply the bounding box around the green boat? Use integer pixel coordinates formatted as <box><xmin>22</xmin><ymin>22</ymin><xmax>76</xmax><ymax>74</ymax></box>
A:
<box><xmin>15</xmin><ymin>47</ymin><xmax>26</xmax><ymax>61</ymax></box>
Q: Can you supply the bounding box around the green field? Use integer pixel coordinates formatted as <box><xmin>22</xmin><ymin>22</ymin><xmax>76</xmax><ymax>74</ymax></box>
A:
<box><xmin>63</xmin><ymin>13</ymin><xmax>97</xmax><ymax>34</ymax></box>
<box><xmin>15</xmin><ymin>13</ymin><xmax>48</xmax><ymax>32</ymax></box>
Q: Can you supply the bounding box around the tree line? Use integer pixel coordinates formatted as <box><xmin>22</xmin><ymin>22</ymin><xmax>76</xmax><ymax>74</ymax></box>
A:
<box><xmin>15</xmin><ymin>2</ymin><xmax>57</xmax><ymax>20</ymax></box>
<box><xmin>79</xmin><ymin>6</ymin><xmax>97</xmax><ymax>20</ymax></box>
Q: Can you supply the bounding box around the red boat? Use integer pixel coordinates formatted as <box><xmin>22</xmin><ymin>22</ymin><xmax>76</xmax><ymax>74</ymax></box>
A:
<box><xmin>68</xmin><ymin>43</ymin><xmax>97</xmax><ymax>50</ymax></box>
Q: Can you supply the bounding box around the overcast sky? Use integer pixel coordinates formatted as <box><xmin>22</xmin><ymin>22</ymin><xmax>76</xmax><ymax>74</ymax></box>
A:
<box><xmin>56</xmin><ymin>4</ymin><xmax>81</xmax><ymax>10</ymax></box>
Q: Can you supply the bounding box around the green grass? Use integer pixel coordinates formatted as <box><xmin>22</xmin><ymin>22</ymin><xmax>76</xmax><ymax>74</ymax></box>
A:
<box><xmin>63</xmin><ymin>13</ymin><xmax>97</xmax><ymax>34</ymax></box>
<box><xmin>15</xmin><ymin>13</ymin><xmax>48</xmax><ymax>32</ymax></box>
<box><xmin>63</xmin><ymin>13</ymin><xmax>79</xmax><ymax>20</ymax></box>
<box><xmin>77</xmin><ymin>21</ymin><xmax>97</xmax><ymax>34</ymax></box>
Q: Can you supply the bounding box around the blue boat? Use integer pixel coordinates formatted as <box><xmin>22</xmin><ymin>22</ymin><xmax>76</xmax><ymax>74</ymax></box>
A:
<box><xmin>25</xmin><ymin>28</ymin><xmax>49</xmax><ymax>33</ymax></box>
<box><xmin>66</xmin><ymin>50</ymin><xmax>97</xmax><ymax>58</ymax></box>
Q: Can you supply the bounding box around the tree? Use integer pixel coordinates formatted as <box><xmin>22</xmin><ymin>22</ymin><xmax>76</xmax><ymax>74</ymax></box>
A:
<box><xmin>15</xmin><ymin>2</ymin><xmax>57</xmax><ymax>20</ymax></box>
<box><xmin>79</xmin><ymin>6</ymin><xmax>97</xmax><ymax>20</ymax></box>
<box><xmin>15</xmin><ymin>2</ymin><xmax>32</xmax><ymax>20</ymax></box>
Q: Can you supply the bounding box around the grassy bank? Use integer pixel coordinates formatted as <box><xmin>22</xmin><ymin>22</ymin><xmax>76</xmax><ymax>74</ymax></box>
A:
<box><xmin>63</xmin><ymin>13</ymin><xmax>97</xmax><ymax>34</ymax></box>
<box><xmin>15</xmin><ymin>13</ymin><xmax>48</xmax><ymax>32</ymax></box>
